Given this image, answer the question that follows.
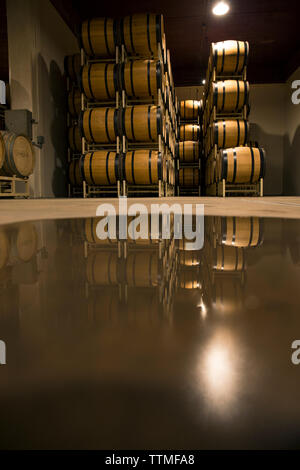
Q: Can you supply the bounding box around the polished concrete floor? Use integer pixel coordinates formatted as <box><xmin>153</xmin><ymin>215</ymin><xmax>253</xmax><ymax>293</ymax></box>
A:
<box><xmin>0</xmin><ymin>213</ymin><xmax>300</xmax><ymax>449</ymax></box>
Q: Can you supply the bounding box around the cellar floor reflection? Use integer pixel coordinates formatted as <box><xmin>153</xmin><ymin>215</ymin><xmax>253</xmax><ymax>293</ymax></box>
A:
<box><xmin>0</xmin><ymin>216</ymin><xmax>300</xmax><ymax>449</ymax></box>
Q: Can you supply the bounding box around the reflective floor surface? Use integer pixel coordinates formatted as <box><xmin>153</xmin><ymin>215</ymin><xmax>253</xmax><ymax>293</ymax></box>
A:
<box><xmin>0</xmin><ymin>215</ymin><xmax>300</xmax><ymax>449</ymax></box>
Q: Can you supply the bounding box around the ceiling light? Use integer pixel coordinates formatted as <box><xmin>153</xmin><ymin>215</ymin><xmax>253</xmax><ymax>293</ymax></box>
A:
<box><xmin>202</xmin><ymin>79</ymin><xmax>206</xmax><ymax>85</ymax></box>
<box><xmin>212</xmin><ymin>1</ymin><xmax>230</xmax><ymax>16</ymax></box>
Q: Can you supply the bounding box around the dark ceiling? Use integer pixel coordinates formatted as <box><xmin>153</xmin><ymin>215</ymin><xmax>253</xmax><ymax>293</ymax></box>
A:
<box><xmin>51</xmin><ymin>0</ymin><xmax>300</xmax><ymax>86</ymax></box>
<box><xmin>1</xmin><ymin>0</ymin><xmax>299</xmax><ymax>86</ymax></box>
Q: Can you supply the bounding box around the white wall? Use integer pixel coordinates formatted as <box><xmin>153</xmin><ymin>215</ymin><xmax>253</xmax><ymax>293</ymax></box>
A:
<box><xmin>283</xmin><ymin>67</ymin><xmax>300</xmax><ymax>195</ymax></box>
<box><xmin>6</xmin><ymin>0</ymin><xmax>78</xmax><ymax>197</ymax></box>
<box><xmin>176</xmin><ymin>83</ymin><xmax>287</xmax><ymax>195</ymax></box>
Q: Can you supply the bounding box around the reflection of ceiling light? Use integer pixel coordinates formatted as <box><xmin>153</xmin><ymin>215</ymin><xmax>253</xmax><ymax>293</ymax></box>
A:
<box><xmin>213</xmin><ymin>1</ymin><xmax>230</xmax><ymax>16</ymax></box>
<box><xmin>202</xmin><ymin>79</ymin><xmax>206</xmax><ymax>85</ymax></box>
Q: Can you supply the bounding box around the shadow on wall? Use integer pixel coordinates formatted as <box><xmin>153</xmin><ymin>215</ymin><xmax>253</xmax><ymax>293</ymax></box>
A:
<box><xmin>250</xmin><ymin>123</ymin><xmax>284</xmax><ymax>196</ymax></box>
<box><xmin>37</xmin><ymin>54</ymin><xmax>68</xmax><ymax>198</ymax></box>
<box><xmin>283</xmin><ymin>126</ymin><xmax>300</xmax><ymax>196</ymax></box>
<box><xmin>49</xmin><ymin>60</ymin><xmax>68</xmax><ymax>197</ymax></box>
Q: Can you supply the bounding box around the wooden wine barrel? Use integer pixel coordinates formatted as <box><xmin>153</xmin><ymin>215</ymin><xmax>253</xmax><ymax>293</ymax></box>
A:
<box><xmin>121</xmin><ymin>105</ymin><xmax>162</xmax><ymax>142</ymax></box>
<box><xmin>0</xmin><ymin>132</ymin><xmax>4</xmax><ymax>170</ymax></box>
<box><xmin>68</xmin><ymin>160</ymin><xmax>83</xmax><ymax>187</ymax></box>
<box><xmin>216</xmin><ymin>217</ymin><xmax>263</xmax><ymax>247</ymax></box>
<box><xmin>67</xmin><ymin>87</ymin><xmax>81</xmax><ymax>117</ymax></box>
<box><xmin>211</xmin><ymin>41</ymin><xmax>249</xmax><ymax>75</ymax></box>
<box><xmin>211</xmin><ymin>119</ymin><xmax>249</xmax><ymax>149</ymax></box>
<box><xmin>68</xmin><ymin>126</ymin><xmax>82</xmax><ymax>154</ymax></box>
<box><xmin>178</xmin><ymin>168</ymin><xmax>199</xmax><ymax>187</ymax></box>
<box><xmin>124</xmin><ymin>251</ymin><xmax>158</xmax><ymax>287</ymax></box>
<box><xmin>80</xmin><ymin>63</ymin><xmax>118</xmax><ymax>101</ymax></box>
<box><xmin>64</xmin><ymin>54</ymin><xmax>81</xmax><ymax>83</ymax></box>
<box><xmin>120</xmin><ymin>14</ymin><xmax>164</xmax><ymax>57</ymax></box>
<box><xmin>0</xmin><ymin>230</ymin><xmax>9</xmax><ymax>270</ymax></box>
<box><xmin>179</xmin><ymin>124</ymin><xmax>200</xmax><ymax>142</ymax></box>
<box><xmin>86</xmin><ymin>251</ymin><xmax>119</xmax><ymax>286</ymax></box>
<box><xmin>80</xmin><ymin>18</ymin><xmax>116</xmax><ymax>58</ymax></box>
<box><xmin>0</xmin><ymin>131</ymin><xmax>35</xmax><ymax>178</ymax></box>
<box><xmin>80</xmin><ymin>108</ymin><xmax>118</xmax><ymax>144</ymax></box>
<box><xmin>11</xmin><ymin>223</ymin><xmax>38</xmax><ymax>263</ymax></box>
<box><xmin>180</xmin><ymin>100</ymin><xmax>201</xmax><ymax>121</ymax></box>
<box><xmin>218</xmin><ymin>146</ymin><xmax>266</xmax><ymax>183</ymax></box>
<box><xmin>123</xmin><ymin>150</ymin><xmax>163</xmax><ymax>184</ymax></box>
<box><xmin>177</xmin><ymin>141</ymin><xmax>199</xmax><ymax>163</ymax></box>
<box><xmin>120</xmin><ymin>60</ymin><xmax>162</xmax><ymax>98</ymax></box>
<box><xmin>214</xmin><ymin>245</ymin><xmax>245</xmax><ymax>272</ymax></box>
<box><xmin>80</xmin><ymin>151</ymin><xmax>120</xmax><ymax>186</ymax></box>
<box><xmin>84</xmin><ymin>218</ymin><xmax>118</xmax><ymax>245</ymax></box>
<box><xmin>211</xmin><ymin>80</ymin><xmax>249</xmax><ymax>113</ymax></box>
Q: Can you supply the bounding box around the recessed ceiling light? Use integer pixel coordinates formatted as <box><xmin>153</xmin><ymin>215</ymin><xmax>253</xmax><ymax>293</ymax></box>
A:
<box><xmin>212</xmin><ymin>1</ymin><xmax>230</xmax><ymax>16</ymax></box>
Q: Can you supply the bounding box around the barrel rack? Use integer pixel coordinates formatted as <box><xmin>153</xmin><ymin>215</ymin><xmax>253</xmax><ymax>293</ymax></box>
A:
<box><xmin>176</xmin><ymin>106</ymin><xmax>202</xmax><ymax>196</ymax></box>
<box><xmin>0</xmin><ymin>175</ymin><xmax>30</xmax><ymax>198</ymax></box>
<box><xmin>67</xmin><ymin>28</ymin><xmax>178</xmax><ymax>198</ymax></box>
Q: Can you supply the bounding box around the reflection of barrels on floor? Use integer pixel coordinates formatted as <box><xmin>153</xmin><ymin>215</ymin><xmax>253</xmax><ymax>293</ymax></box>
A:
<box><xmin>87</xmin><ymin>287</ymin><xmax>120</xmax><ymax>325</ymax></box>
<box><xmin>179</xmin><ymin>267</ymin><xmax>200</xmax><ymax>289</ymax></box>
<box><xmin>214</xmin><ymin>245</ymin><xmax>245</xmax><ymax>272</ymax></box>
<box><xmin>179</xmin><ymin>251</ymin><xmax>201</xmax><ymax>267</ymax></box>
<box><xmin>9</xmin><ymin>223</ymin><xmax>38</xmax><ymax>264</ymax></box>
<box><xmin>215</xmin><ymin>217</ymin><xmax>264</xmax><ymax>247</ymax></box>
<box><xmin>211</xmin><ymin>274</ymin><xmax>244</xmax><ymax>313</ymax></box>
<box><xmin>84</xmin><ymin>218</ymin><xmax>118</xmax><ymax>245</ymax></box>
<box><xmin>86</xmin><ymin>251</ymin><xmax>120</xmax><ymax>286</ymax></box>
<box><xmin>123</xmin><ymin>251</ymin><xmax>159</xmax><ymax>287</ymax></box>
<box><xmin>126</xmin><ymin>288</ymin><xmax>161</xmax><ymax>326</ymax></box>
<box><xmin>11</xmin><ymin>257</ymin><xmax>38</xmax><ymax>285</ymax></box>
<box><xmin>0</xmin><ymin>230</ymin><xmax>10</xmax><ymax>270</ymax></box>
<box><xmin>0</xmin><ymin>284</ymin><xmax>19</xmax><ymax>324</ymax></box>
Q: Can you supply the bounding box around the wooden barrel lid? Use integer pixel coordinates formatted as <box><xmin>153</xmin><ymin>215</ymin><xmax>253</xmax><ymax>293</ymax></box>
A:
<box><xmin>12</xmin><ymin>135</ymin><xmax>35</xmax><ymax>177</ymax></box>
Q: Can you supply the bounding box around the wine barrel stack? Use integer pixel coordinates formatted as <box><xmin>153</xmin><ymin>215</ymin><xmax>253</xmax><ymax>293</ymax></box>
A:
<box><xmin>176</xmin><ymin>100</ymin><xmax>202</xmax><ymax>196</ymax></box>
<box><xmin>201</xmin><ymin>40</ymin><xmax>266</xmax><ymax>197</ymax></box>
<box><xmin>66</xmin><ymin>13</ymin><xmax>179</xmax><ymax>198</ymax></box>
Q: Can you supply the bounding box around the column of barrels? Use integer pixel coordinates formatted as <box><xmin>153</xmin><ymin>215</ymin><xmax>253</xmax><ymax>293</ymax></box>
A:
<box><xmin>119</xmin><ymin>13</ymin><xmax>177</xmax><ymax>197</ymax></box>
<box><xmin>176</xmin><ymin>100</ymin><xmax>202</xmax><ymax>196</ymax></box>
<box><xmin>79</xmin><ymin>18</ymin><xmax>122</xmax><ymax>197</ymax></box>
<box><xmin>202</xmin><ymin>40</ymin><xmax>266</xmax><ymax>197</ymax></box>
<box><xmin>65</xmin><ymin>53</ymin><xmax>83</xmax><ymax>196</ymax></box>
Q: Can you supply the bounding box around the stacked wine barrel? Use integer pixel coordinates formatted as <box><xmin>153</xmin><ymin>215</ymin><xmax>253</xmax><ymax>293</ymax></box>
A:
<box><xmin>176</xmin><ymin>100</ymin><xmax>202</xmax><ymax>196</ymax></box>
<box><xmin>0</xmin><ymin>131</ymin><xmax>35</xmax><ymax>184</ymax></box>
<box><xmin>119</xmin><ymin>13</ymin><xmax>177</xmax><ymax>197</ymax></box>
<box><xmin>66</xmin><ymin>13</ymin><xmax>178</xmax><ymax>198</ymax></box>
<box><xmin>202</xmin><ymin>40</ymin><xmax>266</xmax><ymax>195</ymax></box>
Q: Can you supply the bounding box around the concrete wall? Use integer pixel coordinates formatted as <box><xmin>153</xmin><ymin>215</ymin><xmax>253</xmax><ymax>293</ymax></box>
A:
<box><xmin>176</xmin><ymin>83</ymin><xmax>287</xmax><ymax>196</ymax></box>
<box><xmin>6</xmin><ymin>0</ymin><xmax>78</xmax><ymax>197</ymax></box>
<box><xmin>283</xmin><ymin>67</ymin><xmax>300</xmax><ymax>196</ymax></box>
